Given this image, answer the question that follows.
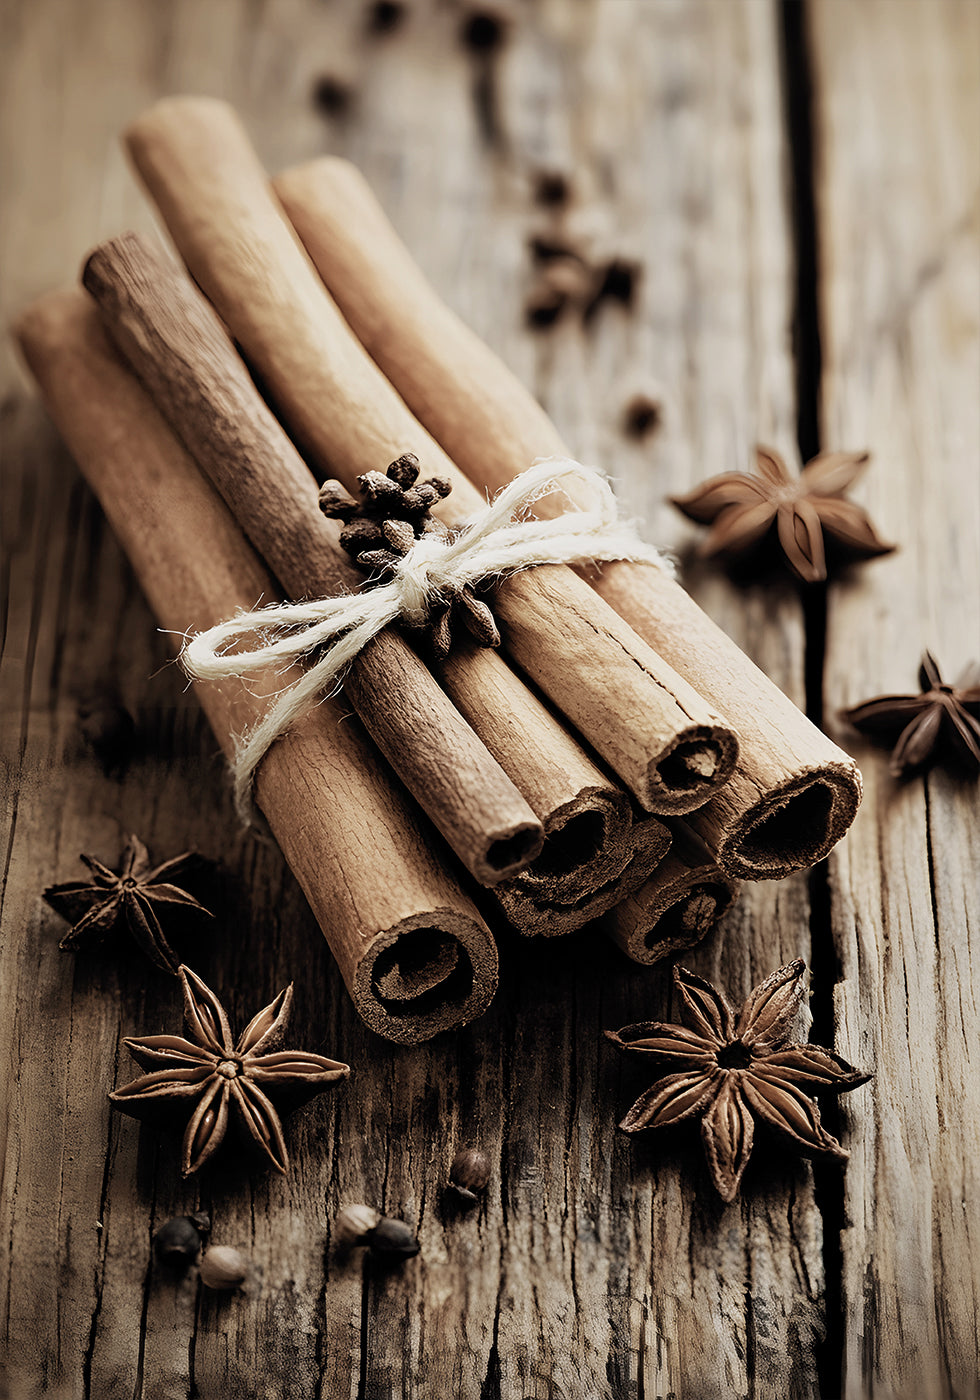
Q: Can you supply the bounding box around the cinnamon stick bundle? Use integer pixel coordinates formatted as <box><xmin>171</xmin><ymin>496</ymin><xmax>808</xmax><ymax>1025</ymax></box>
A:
<box><xmin>84</xmin><ymin>231</ymin><xmax>636</xmax><ymax>904</ymax></box>
<box><xmin>605</xmin><ymin>827</ymin><xmax>740</xmax><ymax>966</ymax></box>
<box><xmin>15</xmin><ymin>290</ymin><xmax>499</xmax><ymax>1045</ymax></box>
<box><xmin>273</xmin><ymin>155</ymin><xmax>865</xmax><ymax>879</ymax></box>
<box><xmin>122</xmin><ymin>96</ymin><xmax>739</xmax><ymax>818</ymax></box>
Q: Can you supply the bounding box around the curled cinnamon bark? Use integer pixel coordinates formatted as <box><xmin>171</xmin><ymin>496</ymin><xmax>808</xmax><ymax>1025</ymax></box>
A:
<box><xmin>15</xmin><ymin>290</ymin><xmax>498</xmax><ymax>1044</ymax></box>
<box><xmin>271</xmin><ymin>152</ymin><xmax>863</xmax><ymax>878</ymax></box>
<box><xmin>123</xmin><ymin>96</ymin><xmax>739</xmax><ymax>817</ymax></box>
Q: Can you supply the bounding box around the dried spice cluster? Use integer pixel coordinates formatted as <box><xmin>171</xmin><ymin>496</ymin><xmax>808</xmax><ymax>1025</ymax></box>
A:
<box><xmin>606</xmin><ymin>961</ymin><xmax>870</xmax><ymax>1201</ymax></box>
<box><xmin>319</xmin><ymin>452</ymin><xmax>500</xmax><ymax>656</ymax></box>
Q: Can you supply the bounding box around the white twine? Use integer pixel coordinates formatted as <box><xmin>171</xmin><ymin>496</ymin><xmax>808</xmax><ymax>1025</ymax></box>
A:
<box><xmin>181</xmin><ymin>457</ymin><xmax>669</xmax><ymax>814</ymax></box>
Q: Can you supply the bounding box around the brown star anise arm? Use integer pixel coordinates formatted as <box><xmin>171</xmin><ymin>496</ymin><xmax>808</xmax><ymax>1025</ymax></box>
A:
<box><xmin>734</xmin><ymin>959</ymin><xmax>806</xmax><ymax>1050</ymax></box>
<box><xmin>701</xmin><ymin>1079</ymin><xmax>755</xmax><ymax>1202</ymax></box>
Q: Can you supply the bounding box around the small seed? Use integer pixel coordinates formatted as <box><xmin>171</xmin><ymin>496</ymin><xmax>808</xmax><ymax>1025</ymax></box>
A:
<box><xmin>622</xmin><ymin>392</ymin><xmax>663</xmax><ymax>439</ymax></box>
<box><xmin>199</xmin><ymin>1244</ymin><xmax>248</xmax><ymax>1291</ymax></box>
<box><xmin>311</xmin><ymin>74</ymin><xmax>353</xmax><ymax>118</ymax></box>
<box><xmin>334</xmin><ymin>1203</ymin><xmax>381</xmax><ymax>1249</ymax></box>
<box><xmin>532</xmin><ymin>171</ymin><xmax>571</xmax><ymax>209</ymax></box>
<box><xmin>364</xmin><ymin>1217</ymin><xmax>420</xmax><ymax>1258</ymax></box>
<box><xmin>448</xmin><ymin>1147</ymin><xmax>490</xmax><ymax>1204</ymax></box>
<box><xmin>153</xmin><ymin>1216</ymin><xmax>205</xmax><ymax>1268</ymax></box>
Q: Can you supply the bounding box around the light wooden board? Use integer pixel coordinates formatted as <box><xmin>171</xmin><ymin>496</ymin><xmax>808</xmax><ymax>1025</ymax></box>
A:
<box><xmin>811</xmin><ymin>3</ymin><xmax>980</xmax><ymax>1398</ymax></box>
<box><xmin>0</xmin><ymin>1</ymin><xmax>975</xmax><ymax>1397</ymax></box>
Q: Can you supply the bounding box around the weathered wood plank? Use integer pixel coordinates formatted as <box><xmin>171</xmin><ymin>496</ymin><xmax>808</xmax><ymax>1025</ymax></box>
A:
<box><xmin>0</xmin><ymin>0</ymin><xmax>880</xmax><ymax>1396</ymax></box>
<box><xmin>811</xmin><ymin>2</ymin><xmax>980</xmax><ymax>1397</ymax></box>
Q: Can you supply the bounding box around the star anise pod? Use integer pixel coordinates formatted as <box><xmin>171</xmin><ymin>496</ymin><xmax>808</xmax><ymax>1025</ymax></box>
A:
<box><xmin>670</xmin><ymin>445</ymin><xmax>895</xmax><ymax>583</ymax></box>
<box><xmin>110</xmin><ymin>966</ymin><xmax>350</xmax><ymax>1176</ymax></box>
<box><xmin>43</xmin><ymin>833</ymin><xmax>211</xmax><ymax>975</ymax></box>
<box><xmin>841</xmin><ymin>652</ymin><xmax>980</xmax><ymax>777</ymax></box>
<box><xmin>605</xmin><ymin>960</ymin><xmax>870</xmax><ymax>1202</ymax></box>
<box><xmin>319</xmin><ymin>452</ymin><xmax>500</xmax><ymax>658</ymax></box>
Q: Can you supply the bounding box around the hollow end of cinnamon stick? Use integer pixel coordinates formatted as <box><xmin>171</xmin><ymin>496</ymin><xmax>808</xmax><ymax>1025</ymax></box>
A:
<box><xmin>697</xmin><ymin>762</ymin><xmax>862</xmax><ymax>880</ymax></box>
<box><xmin>645</xmin><ymin>725</ymin><xmax>739</xmax><ymax>815</ymax></box>
<box><xmin>494</xmin><ymin>815</ymin><xmax>670</xmax><ymax>938</ymax></box>
<box><xmin>512</xmin><ymin>787</ymin><xmax>632</xmax><ymax>901</ymax></box>
<box><xmin>606</xmin><ymin>860</ymin><xmax>739</xmax><ymax>966</ymax></box>
<box><xmin>351</xmin><ymin>911</ymin><xmax>498</xmax><ymax>1043</ymax></box>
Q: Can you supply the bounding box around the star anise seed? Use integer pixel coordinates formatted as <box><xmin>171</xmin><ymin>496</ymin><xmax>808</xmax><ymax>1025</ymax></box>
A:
<box><xmin>109</xmin><ymin>966</ymin><xmax>350</xmax><ymax>1176</ymax></box>
<box><xmin>842</xmin><ymin>652</ymin><xmax>980</xmax><ymax>777</ymax></box>
<box><xmin>43</xmin><ymin>834</ymin><xmax>211</xmax><ymax>975</ymax></box>
<box><xmin>670</xmin><ymin>445</ymin><xmax>895</xmax><ymax>583</ymax></box>
<box><xmin>605</xmin><ymin>960</ymin><xmax>870</xmax><ymax>1202</ymax></box>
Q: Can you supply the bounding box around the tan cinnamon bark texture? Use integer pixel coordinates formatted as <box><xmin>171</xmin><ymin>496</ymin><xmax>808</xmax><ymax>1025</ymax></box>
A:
<box><xmin>605</xmin><ymin>825</ymin><xmax>740</xmax><ymax>966</ymax></box>
<box><xmin>123</xmin><ymin>96</ymin><xmax>739</xmax><ymax>817</ymax></box>
<box><xmin>83</xmin><ymin>232</ymin><xmax>650</xmax><ymax>901</ymax></box>
<box><xmin>83</xmin><ymin>233</ymin><xmax>543</xmax><ymax>890</ymax></box>
<box><xmin>15</xmin><ymin>289</ymin><xmax>499</xmax><ymax>1045</ymax></box>
<box><xmin>273</xmin><ymin>155</ymin><xmax>864</xmax><ymax>879</ymax></box>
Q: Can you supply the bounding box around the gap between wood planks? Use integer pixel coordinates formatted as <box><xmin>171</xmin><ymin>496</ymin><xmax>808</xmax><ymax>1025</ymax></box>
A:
<box><xmin>781</xmin><ymin>3</ymin><xmax>846</xmax><ymax>1396</ymax></box>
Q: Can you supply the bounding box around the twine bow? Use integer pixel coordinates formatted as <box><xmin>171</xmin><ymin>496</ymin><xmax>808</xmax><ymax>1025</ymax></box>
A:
<box><xmin>181</xmin><ymin>458</ymin><xmax>669</xmax><ymax>813</ymax></box>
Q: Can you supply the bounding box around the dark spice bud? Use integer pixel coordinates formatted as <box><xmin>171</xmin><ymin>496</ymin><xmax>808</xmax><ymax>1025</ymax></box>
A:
<box><xmin>153</xmin><ymin>1215</ymin><xmax>205</xmax><ymax>1268</ymax></box>
<box><xmin>364</xmin><ymin>1217</ymin><xmax>420</xmax><ymax>1258</ymax></box>
<box><xmin>532</xmin><ymin>170</ymin><xmax>571</xmax><ymax>209</ymax></box>
<box><xmin>385</xmin><ymin>452</ymin><xmax>420</xmax><ymax>488</ymax></box>
<box><xmin>622</xmin><ymin>392</ymin><xmax>663</xmax><ymax>440</ymax></box>
<box><xmin>367</xmin><ymin>0</ymin><xmax>406</xmax><ymax>35</ymax></box>
<box><xmin>311</xmin><ymin>73</ymin><xmax>353</xmax><ymax>118</ymax></box>
<box><xmin>319</xmin><ymin>479</ymin><xmax>360</xmax><ymax>520</ymax></box>
<box><xmin>448</xmin><ymin>1147</ymin><xmax>490</xmax><ymax>1204</ymax></box>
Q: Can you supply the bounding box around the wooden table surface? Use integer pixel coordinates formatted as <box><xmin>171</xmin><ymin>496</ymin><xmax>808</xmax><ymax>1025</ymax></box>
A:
<box><xmin>1</xmin><ymin>1</ymin><xmax>977</xmax><ymax>1397</ymax></box>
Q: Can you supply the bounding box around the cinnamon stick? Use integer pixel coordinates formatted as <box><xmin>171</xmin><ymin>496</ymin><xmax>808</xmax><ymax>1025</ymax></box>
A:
<box><xmin>493</xmin><ymin>815</ymin><xmax>671</xmax><ymax>939</ymax></box>
<box><xmin>122</xmin><ymin>96</ymin><xmax>739</xmax><ymax>817</ymax></box>
<box><xmin>83</xmin><ymin>232</ymin><xmax>638</xmax><ymax>904</ymax></box>
<box><xmin>273</xmin><ymin>154</ymin><xmax>865</xmax><ymax>878</ymax></box>
<box><xmin>605</xmin><ymin>826</ymin><xmax>740</xmax><ymax>966</ymax></box>
<box><xmin>83</xmin><ymin>233</ymin><xmax>542</xmax><ymax>890</ymax></box>
<box><xmin>15</xmin><ymin>290</ymin><xmax>499</xmax><ymax>1043</ymax></box>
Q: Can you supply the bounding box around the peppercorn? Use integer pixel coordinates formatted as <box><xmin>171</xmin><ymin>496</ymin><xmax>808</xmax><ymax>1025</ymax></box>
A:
<box><xmin>199</xmin><ymin>1244</ymin><xmax>248</xmax><ymax>1291</ymax></box>
<box><xmin>333</xmin><ymin>1203</ymin><xmax>381</xmax><ymax>1249</ymax></box>
<box><xmin>448</xmin><ymin>1147</ymin><xmax>490</xmax><ymax>1204</ymax></box>
<box><xmin>364</xmin><ymin>1217</ymin><xmax>420</xmax><ymax>1258</ymax></box>
<box><xmin>153</xmin><ymin>1215</ymin><xmax>205</xmax><ymax>1268</ymax></box>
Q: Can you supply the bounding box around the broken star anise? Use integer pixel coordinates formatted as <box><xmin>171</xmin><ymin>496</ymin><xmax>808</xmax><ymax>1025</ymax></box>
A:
<box><xmin>670</xmin><ymin>445</ymin><xmax>895</xmax><ymax>583</ymax></box>
<box><xmin>605</xmin><ymin>960</ymin><xmax>870</xmax><ymax>1202</ymax></box>
<box><xmin>110</xmin><ymin>966</ymin><xmax>350</xmax><ymax>1176</ymax></box>
<box><xmin>318</xmin><ymin>452</ymin><xmax>500</xmax><ymax>659</ymax></box>
<box><xmin>43</xmin><ymin>833</ymin><xmax>211</xmax><ymax>975</ymax></box>
<box><xmin>842</xmin><ymin>651</ymin><xmax>980</xmax><ymax>777</ymax></box>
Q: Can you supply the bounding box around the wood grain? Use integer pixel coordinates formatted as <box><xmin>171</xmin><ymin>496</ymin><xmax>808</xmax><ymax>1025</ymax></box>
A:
<box><xmin>810</xmin><ymin>2</ymin><xmax>980</xmax><ymax>1396</ymax></box>
<box><xmin>1</xmin><ymin>0</ymin><xmax>975</xmax><ymax>1396</ymax></box>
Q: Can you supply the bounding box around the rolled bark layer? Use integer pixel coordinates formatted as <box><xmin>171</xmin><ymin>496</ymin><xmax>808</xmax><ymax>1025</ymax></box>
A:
<box><xmin>15</xmin><ymin>289</ymin><xmax>498</xmax><ymax>1044</ymax></box>
<box><xmin>493</xmin><ymin>816</ymin><xmax>672</xmax><ymax>939</ymax></box>
<box><xmin>439</xmin><ymin>641</ymin><xmax>633</xmax><ymax>902</ymax></box>
<box><xmin>274</xmin><ymin>154</ymin><xmax>864</xmax><ymax>877</ymax></box>
<box><xmin>605</xmin><ymin>826</ymin><xmax>740</xmax><ymax>966</ymax></box>
<box><xmin>123</xmin><ymin>96</ymin><xmax>739</xmax><ymax>816</ymax></box>
<box><xmin>84</xmin><ymin>232</ymin><xmax>543</xmax><ymax>889</ymax></box>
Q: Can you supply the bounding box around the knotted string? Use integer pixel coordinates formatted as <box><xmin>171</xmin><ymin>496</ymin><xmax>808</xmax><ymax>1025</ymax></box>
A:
<box><xmin>181</xmin><ymin>458</ymin><xmax>669</xmax><ymax>813</ymax></box>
